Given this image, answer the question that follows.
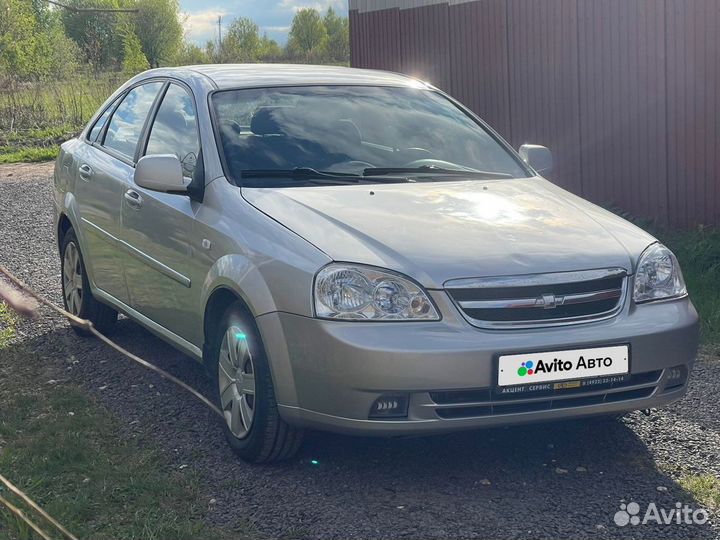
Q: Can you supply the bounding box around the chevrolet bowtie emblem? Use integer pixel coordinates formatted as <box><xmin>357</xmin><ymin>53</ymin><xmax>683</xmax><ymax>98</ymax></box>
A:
<box><xmin>540</xmin><ymin>293</ymin><xmax>561</xmax><ymax>309</ymax></box>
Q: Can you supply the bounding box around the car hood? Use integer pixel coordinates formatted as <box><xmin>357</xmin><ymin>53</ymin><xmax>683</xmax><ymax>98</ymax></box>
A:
<box><xmin>242</xmin><ymin>177</ymin><xmax>656</xmax><ymax>288</ymax></box>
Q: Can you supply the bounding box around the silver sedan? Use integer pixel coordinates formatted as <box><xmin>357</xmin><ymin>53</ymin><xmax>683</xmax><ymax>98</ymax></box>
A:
<box><xmin>53</xmin><ymin>65</ymin><xmax>699</xmax><ymax>462</ymax></box>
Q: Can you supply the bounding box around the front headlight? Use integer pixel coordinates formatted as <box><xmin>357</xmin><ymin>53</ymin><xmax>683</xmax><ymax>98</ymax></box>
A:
<box><xmin>633</xmin><ymin>243</ymin><xmax>687</xmax><ymax>303</ymax></box>
<box><xmin>314</xmin><ymin>264</ymin><xmax>440</xmax><ymax>321</ymax></box>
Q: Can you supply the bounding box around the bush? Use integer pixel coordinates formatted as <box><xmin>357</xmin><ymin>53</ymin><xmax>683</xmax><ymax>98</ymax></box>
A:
<box><xmin>0</xmin><ymin>74</ymin><xmax>121</xmax><ymax>132</ymax></box>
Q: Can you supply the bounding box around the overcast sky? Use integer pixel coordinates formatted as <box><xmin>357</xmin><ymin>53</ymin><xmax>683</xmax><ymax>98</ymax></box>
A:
<box><xmin>181</xmin><ymin>0</ymin><xmax>349</xmax><ymax>46</ymax></box>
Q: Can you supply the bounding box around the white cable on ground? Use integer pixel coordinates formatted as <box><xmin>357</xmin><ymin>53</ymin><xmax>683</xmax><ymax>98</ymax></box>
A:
<box><xmin>0</xmin><ymin>474</ymin><xmax>79</xmax><ymax>540</ymax></box>
<box><xmin>0</xmin><ymin>265</ymin><xmax>222</xmax><ymax>418</ymax></box>
<box><xmin>0</xmin><ymin>492</ymin><xmax>54</xmax><ymax>540</ymax></box>
<box><xmin>0</xmin><ymin>264</ymin><xmax>229</xmax><ymax>540</ymax></box>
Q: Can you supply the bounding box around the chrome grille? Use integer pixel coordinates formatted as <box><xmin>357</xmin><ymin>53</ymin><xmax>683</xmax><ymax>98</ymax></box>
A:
<box><xmin>446</xmin><ymin>268</ymin><xmax>627</xmax><ymax>329</ymax></box>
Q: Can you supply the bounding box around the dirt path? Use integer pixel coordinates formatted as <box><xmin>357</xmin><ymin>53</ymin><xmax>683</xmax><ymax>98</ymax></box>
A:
<box><xmin>0</xmin><ymin>161</ymin><xmax>54</xmax><ymax>181</ymax></box>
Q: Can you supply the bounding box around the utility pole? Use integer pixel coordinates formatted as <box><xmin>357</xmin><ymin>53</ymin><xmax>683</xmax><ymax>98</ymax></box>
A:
<box><xmin>217</xmin><ymin>15</ymin><xmax>222</xmax><ymax>56</ymax></box>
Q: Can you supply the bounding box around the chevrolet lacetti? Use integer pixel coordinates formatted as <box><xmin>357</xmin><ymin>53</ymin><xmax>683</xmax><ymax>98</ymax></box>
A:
<box><xmin>53</xmin><ymin>65</ymin><xmax>699</xmax><ymax>462</ymax></box>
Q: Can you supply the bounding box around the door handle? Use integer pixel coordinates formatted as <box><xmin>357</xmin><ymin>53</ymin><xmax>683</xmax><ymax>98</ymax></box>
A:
<box><xmin>124</xmin><ymin>189</ymin><xmax>143</xmax><ymax>209</ymax></box>
<box><xmin>78</xmin><ymin>164</ymin><xmax>93</xmax><ymax>181</ymax></box>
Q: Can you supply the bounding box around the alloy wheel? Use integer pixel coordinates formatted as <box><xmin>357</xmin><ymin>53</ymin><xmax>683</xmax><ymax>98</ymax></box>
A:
<box><xmin>62</xmin><ymin>241</ymin><xmax>83</xmax><ymax>316</ymax></box>
<box><xmin>218</xmin><ymin>325</ymin><xmax>256</xmax><ymax>439</ymax></box>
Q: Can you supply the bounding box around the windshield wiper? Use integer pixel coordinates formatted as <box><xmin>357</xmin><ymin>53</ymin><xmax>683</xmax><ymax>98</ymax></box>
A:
<box><xmin>241</xmin><ymin>167</ymin><xmax>413</xmax><ymax>184</ymax></box>
<box><xmin>241</xmin><ymin>167</ymin><xmax>361</xmax><ymax>182</ymax></box>
<box><xmin>362</xmin><ymin>166</ymin><xmax>513</xmax><ymax>179</ymax></box>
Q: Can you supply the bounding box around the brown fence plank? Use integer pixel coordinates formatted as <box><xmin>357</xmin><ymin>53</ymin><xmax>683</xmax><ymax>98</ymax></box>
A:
<box><xmin>577</xmin><ymin>0</ymin><xmax>668</xmax><ymax>223</ymax></box>
<box><xmin>399</xmin><ymin>3</ymin><xmax>452</xmax><ymax>90</ymax></box>
<box><xmin>666</xmin><ymin>0</ymin><xmax>720</xmax><ymax>228</ymax></box>
<box><xmin>448</xmin><ymin>0</ymin><xmax>512</xmax><ymax>139</ymax></box>
<box><xmin>506</xmin><ymin>0</ymin><xmax>582</xmax><ymax>192</ymax></box>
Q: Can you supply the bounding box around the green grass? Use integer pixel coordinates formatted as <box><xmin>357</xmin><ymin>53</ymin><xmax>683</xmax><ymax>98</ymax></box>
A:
<box><xmin>0</xmin><ymin>340</ymin><xmax>254</xmax><ymax>539</ymax></box>
<box><xmin>0</xmin><ymin>74</ymin><xmax>119</xmax><ymax>165</ymax></box>
<box><xmin>0</xmin><ymin>146</ymin><xmax>58</xmax><ymax>164</ymax></box>
<box><xmin>643</xmin><ymin>225</ymin><xmax>720</xmax><ymax>344</ymax></box>
<box><xmin>0</xmin><ymin>303</ymin><xmax>15</xmax><ymax>349</ymax></box>
<box><xmin>679</xmin><ymin>474</ymin><xmax>720</xmax><ymax>511</ymax></box>
<box><xmin>0</xmin><ymin>125</ymin><xmax>79</xmax><ymax>164</ymax></box>
<box><xmin>0</xmin><ymin>75</ymin><xmax>120</xmax><ymax>133</ymax></box>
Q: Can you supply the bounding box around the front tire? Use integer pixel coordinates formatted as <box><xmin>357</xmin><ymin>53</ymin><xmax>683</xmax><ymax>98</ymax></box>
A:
<box><xmin>60</xmin><ymin>229</ymin><xmax>118</xmax><ymax>335</ymax></box>
<box><xmin>210</xmin><ymin>302</ymin><xmax>303</xmax><ymax>463</ymax></box>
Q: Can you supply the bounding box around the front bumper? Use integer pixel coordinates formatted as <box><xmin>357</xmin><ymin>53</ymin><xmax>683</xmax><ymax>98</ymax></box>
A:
<box><xmin>257</xmin><ymin>291</ymin><xmax>699</xmax><ymax>436</ymax></box>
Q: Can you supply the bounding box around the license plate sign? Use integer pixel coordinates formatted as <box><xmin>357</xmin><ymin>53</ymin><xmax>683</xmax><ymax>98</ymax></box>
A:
<box><xmin>497</xmin><ymin>345</ymin><xmax>629</xmax><ymax>387</ymax></box>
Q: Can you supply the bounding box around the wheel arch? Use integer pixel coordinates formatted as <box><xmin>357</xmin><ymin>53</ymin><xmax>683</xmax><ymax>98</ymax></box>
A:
<box><xmin>57</xmin><ymin>213</ymin><xmax>73</xmax><ymax>253</ymax></box>
<box><xmin>56</xmin><ymin>192</ymin><xmax>85</xmax><ymax>255</ymax></box>
<box><xmin>202</xmin><ymin>286</ymin><xmax>254</xmax><ymax>359</ymax></box>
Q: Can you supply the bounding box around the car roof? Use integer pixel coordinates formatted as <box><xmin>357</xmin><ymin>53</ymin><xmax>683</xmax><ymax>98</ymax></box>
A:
<box><xmin>145</xmin><ymin>64</ymin><xmax>428</xmax><ymax>90</ymax></box>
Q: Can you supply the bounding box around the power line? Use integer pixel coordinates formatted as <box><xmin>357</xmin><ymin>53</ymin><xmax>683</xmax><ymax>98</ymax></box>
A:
<box><xmin>44</xmin><ymin>0</ymin><xmax>139</xmax><ymax>14</ymax></box>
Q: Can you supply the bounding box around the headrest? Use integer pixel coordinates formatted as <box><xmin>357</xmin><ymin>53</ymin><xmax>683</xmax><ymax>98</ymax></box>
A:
<box><xmin>250</xmin><ymin>107</ymin><xmax>288</xmax><ymax>135</ymax></box>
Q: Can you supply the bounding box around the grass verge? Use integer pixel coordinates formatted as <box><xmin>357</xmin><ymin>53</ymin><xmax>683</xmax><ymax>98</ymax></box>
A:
<box><xmin>644</xmin><ymin>225</ymin><xmax>720</xmax><ymax>345</ymax></box>
<box><xmin>679</xmin><ymin>475</ymin><xmax>720</xmax><ymax>512</ymax></box>
<box><xmin>0</xmin><ymin>126</ymin><xmax>77</xmax><ymax>164</ymax></box>
<box><xmin>612</xmin><ymin>207</ymin><xmax>719</xmax><ymax>344</ymax></box>
<box><xmin>0</xmin><ymin>336</ymin><xmax>248</xmax><ymax>539</ymax></box>
<box><xmin>0</xmin><ymin>147</ymin><xmax>58</xmax><ymax>164</ymax></box>
<box><xmin>0</xmin><ymin>304</ymin><xmax>15</xmax><ymax>349</ymax></box>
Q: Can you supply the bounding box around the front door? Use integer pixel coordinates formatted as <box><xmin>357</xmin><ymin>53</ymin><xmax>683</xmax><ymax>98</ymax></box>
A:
<box><xmin>120</xmin><ymin>83</ymin><xmax>204</xmax><ymax>344</ymax></box>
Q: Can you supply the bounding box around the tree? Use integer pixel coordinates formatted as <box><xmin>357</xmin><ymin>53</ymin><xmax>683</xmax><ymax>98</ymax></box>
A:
<box><xmin>205</xmin><ymin>39</ymin><xmax>218</xmax><ymax>63</ymax></box>
<box><xmin>221</xmin><ymin>17</ymin><xmax>261</xmax><ymax>63</ymax></box>
<box><xmin>258</xmin><ymin>34</ymin><xmax>282</xmax><ymax>62</ymax></box>
<box><xmin>323</xmin><ymin>7</ymin><xmax>349</xmax><ymax>64</ymax></box>
<box><xmin>287</xmin><ymin>8</ymin><xmax>327</xmax><ymax>61</ymax></box>
<box><xmin>0</xmin><ymin>0</ymin><xmax>79</xmax><ymax>80</ymax></box>
<box><xmin>30</xmin><ymin>0</ymin><xmax>53</xmax><ymax>31</ymax></box>
<box><xmin>174</xmin><ymin>41</ymin><xmax>209</xmax><ymax>65</ymax></box>
<box><xmin>133</xmin><ymin>0</ymin><xmax>183</xmax><ymax>68</ymax></box>
<box><xmin>121</xmin><ymin>27</ymin><xmax>149</xmax><ymax>74</ymax></box>
<box><xmin>44</xmin><ymin>14</ymin><xmax>82</xmax><ymax>79</ymax></box>
<box><xmin>61</xmin><ymin>0</ymin><xmax>126</xmax><ymax>69</ymax></box>
<box><xmin>0</xmin><ymin>0</ymin><xmax>38</xmax><ymax>78</ymax></box>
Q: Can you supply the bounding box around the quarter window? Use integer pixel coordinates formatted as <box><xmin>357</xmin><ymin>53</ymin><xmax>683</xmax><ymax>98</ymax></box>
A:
<box><xmin>146</xmin><ymin>84</ymin><xmax>199</xmax><ymax>177</ymax></box>
<box><xmin>88</xmin><ymin>95</ymin><xmax>121</xmax><ymax>143</ymax></box>
<box><xmin>103</xmin><ymin>82</ymin><xmax>163</xmax><ymax>159</ymax></box>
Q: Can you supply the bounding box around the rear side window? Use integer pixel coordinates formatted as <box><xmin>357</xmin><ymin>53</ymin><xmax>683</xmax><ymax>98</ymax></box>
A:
<box><xmin>104</xmin><ymin>82</ymin><xmax>163</xmax><ymax>159</ymax></box>
<box><xmin>88</xmin><ymin>95</ymin><xmax>121</xmax><ymax>143</ymax></box>
<box><xmin>145</xmin><ymin>84</ymin><xmax>199</xmax><ymax>177</ymax></box>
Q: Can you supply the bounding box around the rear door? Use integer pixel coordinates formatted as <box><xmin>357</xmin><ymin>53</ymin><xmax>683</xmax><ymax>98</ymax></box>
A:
<box><xmin>119</xmin><ymin>82</ymin><xmax>204</xmax><ymax>344</ymax></box>
<box><xmin>74</xmin><ymin>81</ymin><xmax>164</xmax><ymax>304</ymax></box>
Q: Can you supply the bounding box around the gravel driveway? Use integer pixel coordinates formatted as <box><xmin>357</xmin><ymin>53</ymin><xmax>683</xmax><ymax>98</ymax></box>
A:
<box><xmin>1</xmin><ymin>162</ymin><xmax>718</xmax><ymax>540</ymax></box>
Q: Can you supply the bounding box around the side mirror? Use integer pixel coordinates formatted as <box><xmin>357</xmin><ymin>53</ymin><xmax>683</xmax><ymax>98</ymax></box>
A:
<box><xmin>519</xmin><ymin>144</ymin><xmax>553</xmax><ymax>176</ymax></box>
<box><xmin>134</xmin><ymin>154</ymin><xmax>187</xmax><ymax>193</ymax></box>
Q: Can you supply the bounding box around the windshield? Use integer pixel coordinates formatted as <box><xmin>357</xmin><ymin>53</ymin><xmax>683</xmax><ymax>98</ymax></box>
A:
<box><xmin>211</xmin><ymin>85</ymin><xmax>530</xmax><ymax>185</ymax></box>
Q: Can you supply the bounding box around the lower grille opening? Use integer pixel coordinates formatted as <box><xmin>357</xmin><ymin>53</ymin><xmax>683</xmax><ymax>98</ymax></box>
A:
<box><xmin>437</xmin><ymin>406</ymin><xmax>492</xmax><ymax>419</ymax></box>
<box><xmin>431</xmin><ymin>371</ymin><xmax>661</xmax><ymax>419</ymax></box>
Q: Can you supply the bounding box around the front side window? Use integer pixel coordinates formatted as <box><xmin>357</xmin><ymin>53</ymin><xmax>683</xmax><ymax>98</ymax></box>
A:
<box><xmin>145</xmin><ymin>84</ymin><xmax>199</xmax><ymax>177</ymax></box>
<box><xmin>211</xmin><ymin>85</ymin><xmax>528</xmax><ymax>185</ymax></box>
<box><xmin>104</xmin><ymin>82</ymin><xmax>163</xmax><ymax>159</ymax></box>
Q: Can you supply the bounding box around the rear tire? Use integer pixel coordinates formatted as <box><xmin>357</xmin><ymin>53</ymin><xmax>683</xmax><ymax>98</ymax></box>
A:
<box><xmin>60</xmin><ymin>228</ymin><xmax>118</xmax><ymax>336</ymax></box>
<box><xmin>210</xmin><ymin>301</ymin><xmax>303</xmax><ymax>463</ymax></box>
